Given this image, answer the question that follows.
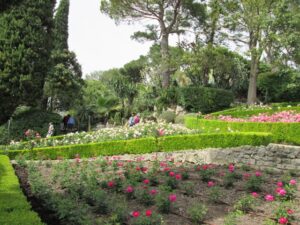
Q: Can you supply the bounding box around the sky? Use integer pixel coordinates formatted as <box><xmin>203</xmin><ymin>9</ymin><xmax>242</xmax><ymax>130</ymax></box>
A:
<box><xmin>68</xmin><ymin>0</ymin><xmax>152</xmax><ymax>76</ymax></box>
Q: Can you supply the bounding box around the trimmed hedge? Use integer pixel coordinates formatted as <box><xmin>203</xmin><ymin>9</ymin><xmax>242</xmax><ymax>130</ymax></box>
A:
<box><xmin>158</xmin><ymin>132</ymin><xmax>272</xmax><ymax>152</ymax></box>
<box><xmin>185</xmin><ymin>117</ymin><xmax>300</xmax><ymax>145</ymax></box>
<box><xmin>210</xmin><ymin>106</ymin><xmax>300</xmax><ymax>118</ymax></box>
<box><xmin>6</xmin><ymin>138</ymin><xmax>158</xmax><ymax>160</ymax></box>
<box><xmin>0</xmin><ymin>155</ymin><xmax>44</xmax><ymax>225</ymax></box>
<box><xmin>3</xmin><ymin>133</ymin><xmax>272</xmax><ymax>160</ymax></box>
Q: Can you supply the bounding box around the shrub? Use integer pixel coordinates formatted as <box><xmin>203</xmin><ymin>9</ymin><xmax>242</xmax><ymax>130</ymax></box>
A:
<box><xmin>178</xmin><ymin>86</ymin><xmax>234</xmax><ymax>113</ymax></box>
<box><xmin>174</xmin><ymin>114</ymin><xmax>185</xmax><ymax>124</ymax></box>
<box><xmin>233</xmin><ymin>195</ymin><xmax>257</xmax><ymax>213</ymax></box>
<box><xmin>159</xmin><ymin>111</ymin><xmax>176</xmax><ymax>123</ymax></box>
<box><xmin>187</xmin><ymin>203</ymin><xmax>208</xmax><ymax>224</ymax></box>
<box><xmin>0</xmin><ymin>155</ymin><xmax>43</xmax><ymax>225</ymax></box>
<box><xmin>208</xmin><ymin>186</ymin><xmax>222</xmax><ymax>203</ymax></box>
<box><xmin>0</xmin><ymin>109</ymin><xmax>62</xmax><ymax>145</ymax></box>
<box><xmin>245</xmin><ymin>175</ymin><xmax>264</xmax><ymax>192</ymax></box>
<box><xmin>185</xmin><ymin>117</ymin><xmax>300</xmax><ymax>145</ymax></box>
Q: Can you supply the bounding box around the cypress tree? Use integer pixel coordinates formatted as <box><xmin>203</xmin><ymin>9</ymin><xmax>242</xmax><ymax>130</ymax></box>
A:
<box><xmin>0</xmin><ymin>0</ymin><xmax>56</xmax><ymax>124</ymax></box>
<box><xmin>53</xmin><ymin>0</ymin><xmax>69</xmax><ymax>50</ymax></box>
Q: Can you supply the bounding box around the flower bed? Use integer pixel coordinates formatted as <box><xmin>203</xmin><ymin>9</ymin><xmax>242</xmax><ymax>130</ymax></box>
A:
<box><xmin>6</xmin><ymin>122</ymin><xmax>196</xmax><ymax>151</ymax></box>
<box><xmin>0</xmin><ymin>155</ymin><xmax>43</xmax><ymax>225</ymax></box>
<box><xmin>17</xmin><ymin>157</ymin><xmax>299</xmax><ymax>225</ymax></box>
<box><xmin>4</xmin><ymin>132</ymin><xmax>272</xmax><ymax>160</ymax></box>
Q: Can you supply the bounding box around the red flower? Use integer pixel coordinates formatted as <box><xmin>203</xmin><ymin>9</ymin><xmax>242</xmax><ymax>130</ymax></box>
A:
<box><xmin>287</xmin><ymin>209</ymin><xmax>294</xmax><ymax>215</ymax></box>
<box><xmin>169</xmin><ymin>171</ymin><xmax>175</xmax><ymax>177</ymax></box>
<box><xmin>175</xmin><ymin>174</ymin><xmax>181</xmax><ymax>180</ymax></box>
<box><xmin>108</xmin><ymin>181</ymin><xmax>114</xmax><ymax>188</ymax></box>
<box><xmin>169</xmin><ymin>194</ymin><xmax>177</xmax><ymax>202</ymax></box>
<box><xmin>141</xmin><ymin>167</ymin><xmax>148</xmax><ymax>172</ymax></box>
<box><xmin>132</xmin><ymin>211</ymin><xmax>140</xmax><ymax>217</ymax></box>
<box><xmin>126</xmin><ymin>186</ymin><xmax>134</xmax><ymax>193</ymax></box>
<box><xmin>149</xmin><ymin>189</ymin><xmax>158</xmax><ymax>195</ymax></box>
<box><xmin>278</xmin><ymin>217</ymin><xmax>288</xmax><ymax>224</ymax></box>
<box><xmin>145</xmin><ymin>210</ymin><xmax>152</xmax><ymax>217</ymax></box>
<box><xmin>143</xmin><ymin>179</ymin><xmax>150</xmax><ymax>184</ymax></box>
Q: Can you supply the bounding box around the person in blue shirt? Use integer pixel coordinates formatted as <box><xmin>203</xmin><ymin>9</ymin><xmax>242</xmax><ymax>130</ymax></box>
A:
<box><xmin>67</xmin><ymin>115</ymin><xmax>75</xmax><ymax>131</ymax></box>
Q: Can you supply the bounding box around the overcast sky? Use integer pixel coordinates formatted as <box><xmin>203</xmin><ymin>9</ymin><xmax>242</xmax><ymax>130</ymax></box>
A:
<box><xmin>68</xmin><ymin>0</ymin><xmax>152</xmax><ymax>76</ymax></box>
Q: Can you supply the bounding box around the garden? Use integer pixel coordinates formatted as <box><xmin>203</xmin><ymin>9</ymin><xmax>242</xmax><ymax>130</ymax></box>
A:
<box><xmin>13</xmin><ymin>155</ymin><xmax>299</xmax><ymax>225</ymax></box>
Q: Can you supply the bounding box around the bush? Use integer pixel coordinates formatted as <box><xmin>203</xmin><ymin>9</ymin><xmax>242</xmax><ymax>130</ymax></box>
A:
<box><xmin>187</xmin><ymin>203</ymin><xmax>208</xmax><ymax>224</ymax></box>
<box><xmin>0</xmin><ymin>155</ymin><xmax>43</xmax><ymax>225</ymax></box>
<box><xmin>258</xmin><ymin>70</ymin><xmax>300</xmax><ymax>103</ymax></box>
<box><xmin>174</xmin><ymin>115</ymin><xmax>185</xmax><ymax>124</ymax></box>
<box><xmin>159</xmin><ymin>111</ymin><xmax>176</xmax><ymax>123</ymax></box>
<box><xmin>178</xmin><ymin>86</ymin><xmax>234</xmax><ymax>113</ymax></box>
<box><xmin>184</xmin><ymin>117</ymin><xmax>300</xmax><ymax>145</ymax></box>
<box><xmin>0</xmin><ymin>109</ymin><xmax>62</xmax><ymax>145</ymax></box>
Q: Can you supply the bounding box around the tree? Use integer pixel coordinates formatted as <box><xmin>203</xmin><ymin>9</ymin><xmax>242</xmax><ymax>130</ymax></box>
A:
<box><xmin>223</xmin><ymin>0</ymin><xmax>280</xmax><ymax>104</ymax></box>
<box><xmin>0</xmin><ymin>0</ymin><xmax>56</xmax><ymax>124</ymax></box>
<box><xmin>44</xmin><ymin>0</ymin><xmax>83</xmax><ymax>110</ymax></box>
<box><xmin>100</xmin><ymin>0</ymin><xmax>204</xmax><ymax>88</ymax></box>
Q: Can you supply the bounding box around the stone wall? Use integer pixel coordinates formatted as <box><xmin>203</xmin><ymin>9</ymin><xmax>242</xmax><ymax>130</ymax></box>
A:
<box><xmin>116</xmin><ymin>144</ymin><xmax>300</xmax><ymax>172</ymax></box>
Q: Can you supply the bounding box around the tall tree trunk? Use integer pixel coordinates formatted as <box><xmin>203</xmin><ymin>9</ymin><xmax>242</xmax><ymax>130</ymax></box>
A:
<box><xmin>160</xmin><ymin>32</ymin><xmax>171</xmax><ymax>88</ymax></box>
<box><xmin>247</xmin><ymin>55</ymin><xmax>259</xmax><ymax>105</ymax></box>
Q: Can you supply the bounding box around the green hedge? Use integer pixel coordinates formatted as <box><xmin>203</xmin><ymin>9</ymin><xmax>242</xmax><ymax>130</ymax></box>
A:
<box><xmin>6</xmin><ymin>138</ymin><xmax>158</xmax><ymax>160</ymax></box>
<box><xmin>0</xmin><ymin>155</ymin><xmax>44</xmax><ymax>225</ymax></box>
<box><xmin>185</xmin><ymin>117</ymin><xmax>300</xmax><ymax>145</ymax></box>
<box><xmin>3</xmin><ymin>133</ymin><xmax>273</xmax><ymax>160</ymax></box>
<box><xmin>158</xmin><ymin>132</ymin><xmax>272</xmax><ymax>152</ymax></box>
<box><xmin>210</xmin><ymin>106</ymin><xmax>300</xmax><ymax>118</ymax></box>
<box><xmin>178</xmin><ymin>86</ymin><xmax>234</xmax><ymax>113</ymax></box>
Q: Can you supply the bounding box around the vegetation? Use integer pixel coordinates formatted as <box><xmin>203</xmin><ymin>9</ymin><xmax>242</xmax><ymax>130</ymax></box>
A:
<box><xmin>0</xmin><ymin>155</ymin><xmax>43</xmax><ymax>225</ymax></box>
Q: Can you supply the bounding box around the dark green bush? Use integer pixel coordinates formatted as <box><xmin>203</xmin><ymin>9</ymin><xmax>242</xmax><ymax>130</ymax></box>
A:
<box><xmin>0</xmin><ymin>109</ymin><xmax>62</xmax><ymax>145</ymax></box>
<box><xmin>258</xmin><ymin>70</ymin><xmax>300</xmax><ymax>103</ymax></box>
<box><xmin>0</xmin><ymin>155</ymin><xmax>43</xmax><ymax>225</ymax></box>
<box><xmin>185</xmin><ymin>117</ymin><xmax>300</xmax><ymax>145</ymax></box>
<box><xmin>178</xmin><ymin>86</ymin><xmax>234</xmax><ymax>113</ymax></box>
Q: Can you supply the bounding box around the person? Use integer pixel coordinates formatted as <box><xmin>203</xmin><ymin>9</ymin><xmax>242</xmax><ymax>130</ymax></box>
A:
<box><xmin>62</xmin><ymin>114</ymin><xmax>70</xmax><ymax>130</ymax></box>
<box><xmin>134</xmin><ymin>113</ymin><xmax>140</xmax><ymax>125</ymax></box>
<box><xmin>67</xmin><ymin>115</ymin><xmax>75</xmax><ymax>131</ymax></box>
<box><xmin>46</xmin><ymin>122</ymin><xmax>54</xmax><ymax>138</ymax></box>
<box><xmin>128</xmin><ymin>114</ymin><xmax>135</xmax><ymax>127</ymax></box>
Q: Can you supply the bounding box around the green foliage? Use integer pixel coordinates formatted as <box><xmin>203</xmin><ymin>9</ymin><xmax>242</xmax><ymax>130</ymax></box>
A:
<box><xmin>187</xmin><ymin>202</ymin><xmax>208</xmax><ymax>224</ymax></box>
<box><xmin>0</xmin><ymin>155</ymin><xmax>44</xmax><ymax>225</ymax></box>
<box><xmin>185</xmin><ymin>117</ymin><xmax>300</xmax><ymax>145</ymax></box>
<box><xmin>159</xmin><ymin>111</ymin><xmax>176</xmax><ymax>123</ymax></box>
<box><xmin>245</xmin><ymin>176</ymin><xmax>264</xmax><ymax>192</ymax></box>
<box><xmin>0</xmin><ymin>109</ymin><xmax>62</xmax><ymax>144</ymax></box>
<box><xmin>178</xmin><ymin>86</ymin><xmax>234</xmax><ymax>113</ymax></box>
<box><xmin>233</xmin><ymin>195</ymin><xmax>257</xmax><ymax>213</ymax></box>
<box><xmin>208</xmin><ymin>186</ymin><xmax>222</xmax><ymax>203</ymax></box>
<box><xmin>258</xmin><ymin>69</ymin><xmax>300</xmax><ymax>103</ymax></box>
<box><xmin>158</xmin><ymin>132</ymin><xmax>272</xmax><ymax>152</ymax></box>
<box><xmin>134</xmin><ymin>188</ymin><xmax>154</xmax><ymax>206</ymax></box>
<box><xmin>155</xmin><ymin>192</ymin><xmax>171</xmax><ymax>214</ymax></box>
<box><xmin>0</xmin><ymin>0</ymin><xmax>55</xmax><ymax>124</ymax></box>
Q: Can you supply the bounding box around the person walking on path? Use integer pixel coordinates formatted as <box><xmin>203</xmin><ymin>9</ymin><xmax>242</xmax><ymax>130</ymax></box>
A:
<box><xmin>46</xmin><ymin>122</ymin><xmax>54</xmax><ymax>137</ymax></box>
<box><xmin>67</xmin><ymin>115</ymin><xmax>75</xmax><ymax>131</ymax></box>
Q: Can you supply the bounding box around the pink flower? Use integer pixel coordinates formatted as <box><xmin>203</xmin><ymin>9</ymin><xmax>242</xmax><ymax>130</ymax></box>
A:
<box><xmin>228</xmin><ymin>164</ymin><xmax>235</xmax><ymax>172</ymax></box>
<box><xmin>164</xmin><ymin>167</ymin><xmax>171</xmax><ymax>172</ymax></box>
<box><xmin>169</xmin><ymin>171</ymin><xmax>175</xmax><ymax>177</ymax></box>
<box><xmin>208</xmin><ymin>181</ymin><xmax>215</xmax><ymax>187</ymax></box>
<box><xmin>169</xmin><ymin>194</ymin><xmax>177</xmax><ymax>202</ymax></box>
<box><xmin>158</xmin><ymin>129</ymin><xmax>164</xmax><ymax>136</ymax></box>
<box><xmin>117</xmin><ymin>162</ymin><xmax>123</xmax><ymax>167</ymax></box>
<box><xmin>251</xmin><ymin>192</ymin><xmax>259</xmax><ymax>198</ymax></box>
<box><xmin>278</xmin><ymin>217</ymin><xmax>288</xmax><ymax>224</ymax></box>
<box><xmin>277</xmin><ymin>182</ymin><xmax>283</xmax><ymax>187</ymax></box>
<box><xmin>145</xmin><ymin>210</ymin><xmax>152</xmax><ymax>217</ymax></box>
<box><xmin>175</xmin><ymin>174</ymin><xmax>182</xmax><ymax>180</ymax></box>
<box><xmin>287</xmin><ymin>209</ymin><xmax>294</xmax><ymax>215</ymax></box>
<box><xmin>126</xmin><ymin>186</ymin><xmax>134</xmax><ymax>193</ymax></box>
<box><xmin>149</xmin><ymin>189</ymin><xmax>158</xmax><ymax>195</ymax></box>
<box><xmin>143</xmin><ymin>179</ymin><xmax>150</xmax><ymax>184</ymax></box>
<box><xmin>141</xmin><ymin>167</ymin><xmax>148</xmax><ymax>173</ymax></box>
<box><xmin>202</xmin><ymin>165</ymin><xmax>208</xmax><ymax>170</ymax></box>
<box><xmin>136</xmin><ymin>166</ymin><xmax>141</xmax><ymax>171</ymax></box>
<box><xmin>289</xmin><ymin>179</ymin><xmax>296</xmax><ymax>185</ymax></box>
<box><xmin>255</xmin><ymin>171</ymin><xmax>262</xmax><ymax>177</ymax></box>
<box><xmin>277</xmin><ymin>188</ymin><xmax>286</xmax><ymax>196</ymax></box>
<box><xmin>132</xmin><ymin>211</ymin><xmax>140</xmax><ymax>217</ymax></box>
<box><xmin>108</xmin><ymin>181</ymin><xmax>114</xmax><ymax>188</ymax></box>
<box><xmin>265</xmin><ymin>194</ymin><xmax>274</xmax><ymax>201</ymax></box>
